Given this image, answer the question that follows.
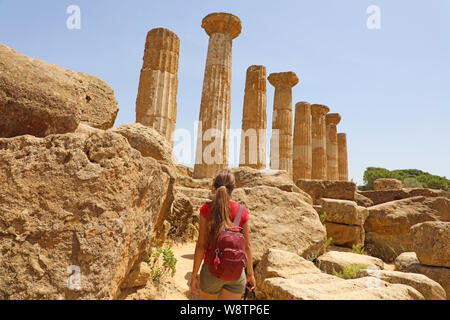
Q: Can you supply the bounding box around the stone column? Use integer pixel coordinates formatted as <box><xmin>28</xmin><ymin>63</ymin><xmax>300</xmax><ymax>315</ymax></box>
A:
<box><xmin>136</xmin><ymin>28</ymin><xmax>179</xmax><ymax>146</ymax></box>
<box><xmin>193</xmin><ymin>13</ymin><xmax>241</xmax><ymax>179</ymax></box>
<box><xmin>239</xmin><ymin>65</ymin><xmax>267</xmax><ymax>169</ymax></box>
<box><xmin>293</xmin><ymin>102</ymin><xmax>312</xmax><ymax>182</ymax></box>
<box><xmin>338</xmin><ymin>133</ymin><xmax>348</xmax><ymax>181</ymax></box>
<box><xmin>326</xmin><ymin>113</ymin><xmax>341</xmax><ymax>180</ymax></box>
<box><xmin>268</xmin><ymin>72</ymin><xmax>299</xmax><ymax>176</ymax></box>
<box><xmin>311</xmin><ymin>104</ymin><xmax>330</xmax><ymax>180</ymax></box>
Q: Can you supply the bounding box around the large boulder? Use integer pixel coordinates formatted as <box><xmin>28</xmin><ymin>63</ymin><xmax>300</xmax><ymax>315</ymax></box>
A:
<box><xmin>316</xmin><ymin>251</ymin><xmax>384</xmax><ymax>274</ymax></box>
<box><xmin>0</xmin><ymin>129</ymin><xmax>173</xmax><ymax>299</ymax></box>
<box><xmin>358</xmin><ymin>188</ymin><xmax>450</xmax><ymax>206</ymax></box>
<box><xmin>373</xmin><ymin>178</ymin><xmax>403</xmax><ymax>191</ymax></box>
<box><xmin>356</xmin><ymin>269</ymin><xmax>446</xmax><ymax>300</ymax></box>
<box><xmin>296</xmin><ymin>179</ymin><xmax>356</xmax><ymax>205</ymax></box>
<box><xmin>0</xmin><ymin>44</ymin><xmax>118</xmax><ymax>138</ymax></box>
<box><xmin>411</xmin><ymin>221</ymin><xmax>450</xmax><ymax>268</ymax></box>
<box><xmin>364</xmin><ymin>196</ymin><xmax>450</xmax><ymax>261</ymax></box>
<box><xmin>325</xmin><ymin>223</ymin><xmax>365</xmax><ymax>247</ymax></box>
<box><xmin>395</xmin><ymin>252</ymin><xmax>450</xmax><ymax>300</ymax></box>
<box><xmin>231</xmin><ymin>186</ymin><xmax>327</xmax><ymax>263</ymax></box>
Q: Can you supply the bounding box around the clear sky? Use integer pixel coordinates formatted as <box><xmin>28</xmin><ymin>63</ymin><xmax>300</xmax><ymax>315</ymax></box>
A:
<box><xmin>1</xmin><ymin>0</ymin><xmax>449</xmax><ymax>185</ymax></box>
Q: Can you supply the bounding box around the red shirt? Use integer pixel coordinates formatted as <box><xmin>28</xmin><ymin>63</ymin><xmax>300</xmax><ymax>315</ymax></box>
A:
<box><xmin>199</xmin><ymin>200</ymin><xmax>249</xmax><ymax>263</ymax></box>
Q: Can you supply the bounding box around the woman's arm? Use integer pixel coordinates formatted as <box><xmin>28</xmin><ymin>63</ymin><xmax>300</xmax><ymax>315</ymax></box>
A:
<box><xmin>191</xmin><ymin>215</ymin><xmax>208</xmax><ymax>279</ymax></box>
<box><xmin>242</xmin><ymin>221</ymin><xmax>255</xmax><ymax>289</ymax></box>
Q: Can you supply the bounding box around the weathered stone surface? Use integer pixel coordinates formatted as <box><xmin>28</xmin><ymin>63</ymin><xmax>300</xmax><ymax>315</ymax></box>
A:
<box><xmin>374</xmin><ymin>178</ymin><xmax>403</xmax><ymax>191</ymax></box>
<box><xmin>359</xmin><ymin>188</ymin><xmax>450</xmax><ymax>206</ymax></box>
<box><xmin>109</xmin><ymin>123</ymin><xmax>176</xmax><ymax>165</ymax></box>
<box><xmin>261</xmin><ymin>274</ymin><xmax>423</xmax><ymax>300</ymax></box>
<box><xmin>120</xmin><ymin>262</ymin><xmax>152</xmax><ymax>289</ymax></box>
<box><xmin>0</xmin><ymin>44</ymin><xmax>118</xmax><ymax>138</ymax></box>
<box><xmin>311</xmin><ymin>104</ymin><xmax>329</xmax><ymax>180</ymax></box>
<box><xmin>136</xmin><ymin>28</ymin><xmax>180</xmax><ymax>146</ymax></box>
<box><xmin>231</xmin><ymin>167</ymin><xmax>312</xmax><ymax>203</ymax></box>
<box><xmin>337</xmin><ymin>133</ymin><xmax>348</xmax><ymax>181</ymax></box>
<box><xmin>411</xmin><ymin>221</ymin><xmax>450</xmax><ymax>268</ymax></box>
<box><xmin>395</xmin><ymin>252</ymin><xmax>450</xmax><ymax>300</ymax></box>
<box><xmin>166</xmin><ymin>190</ymin><xmax>198</xmax><ymax>242</ymax></box>
<box><xmin>354</xmin><ymin>192</ymin><xmax>374</xmax><ymax>207</ymax></box>
<box><xmin>325</xmin><ymin>113</ymin><xmax>341</xmax><ymax>180</ymax></box>
<box><xmin>316</xmin><ymin>251</ymin><xmax>384</xmax><ymax>274</ymax></box>
<box><xmin>293</xmin><ymin>102</ymin><xmax>312</xmax><ymax>181</ymax></box>
<box><xmin>356</xmin><ymin>269</ymin><xmax>446</xmax><ymax>300</ymax></box>
<box><xmin>364</xmin><ymin>196</ymin><xmax>450</xmax><ymax>259</ymax></box>
<box><xmin>193</xmin><ymin>13</ymin><xmax>241</xmax><ymax>178</ymax></box>
<box><xmin>320</xmin><ymin>198</ymin><xmax>369</xmax><ymax>226</ymax></box>
<box><xmin>0</xmin><ymin>129</ymin><xmax>173</xmax><ymax>299</ymax></box>
<box><xmin>326</xmin><ymin>222</ymin><xmax>365</xmax><ymax>247</ymax></box>
<box><xmin>231</xmin><ymin>186</ymin><xmax>327</xmax><ymax>263</ymax></box>
<box><xmin>296</xmin><ymin>179</ymin><xmax>356</xmax><ymax>205</ymax></box>
<box><xmin>175</xmin><ymin>164</ymin><xmax>193</xmax><ymax>178</ymax></box>
<box><xmin>268</xmin><ymin>72</ymin><xmax>299</xmax><ymax>176</ymax></box>
<box><xmin>239</xmin><ymin>65</ymin><xmax>267</xmax><ymax>169</ymax></box>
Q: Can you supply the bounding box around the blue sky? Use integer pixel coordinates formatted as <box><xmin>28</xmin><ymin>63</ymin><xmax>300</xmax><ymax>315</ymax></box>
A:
<box><xmin>1</xmin><ymin>0</ymin><xmax>449</xmax><ymax>184</ymax></box>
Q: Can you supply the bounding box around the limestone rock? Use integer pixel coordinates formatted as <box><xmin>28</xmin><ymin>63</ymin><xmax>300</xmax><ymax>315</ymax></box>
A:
<box><xmin>354</xmin><ymin>192</ymin><xmax>374</xmax><ymax>207</ymax></box>
<box><xmin>325</xmin><ymin>223</ymin><xmax>365</xmax><ymax>247</ymax></box>
<box><xmin>109</xmin><ymin>123</ymin><xmax>176</xmax><ymax>165</ymax></box>
<box><xmin>231</xmin><ymin>167</ymin><xmax>312</xmax><ymax>204</ymax></box>
<box><xmin>320</xmin><ymin>198</ymin><xmax>368</xmax><ymax>226</ymax></box>
<box><xmin>374</xmin><ymin>178</ymin><xmax>403</xmax><ymax>191</ymax></box>
<box><xmin>0</xmin><ymin>44</ymin><xmax>118</xmax><ymax>138</ymax></box>
<box><xmin>175</xmin><ymin>164</ymin><xmax>194</xmax><ymax>178</ymax></box>
<box><xmin>356</xmin><ymin>269</ymin><xmax>446</xmax><ymax>300</ymax></box>
<box><xmin>411</xmin><ymin>221</ymin><xmax>450</xmax><ymax>268</ymax></box>
<box><xmin>0</xmin><ymin>129</ymin><xmax>172</xmax><ymax>299</ymax></box>
<box><xmin>316</xmin><ymin>251</ymin><xmax>384</xmax><ymax>274</ymax></box>
<box><xmin>262</xmin><ymin>274</ymin><xmax>423</xmax><ymax>300</ymax></box>
<box><xmin>358</xmin><ymin>188</ymin><xmax>450</xmax><ymax>206</ymax></box>
<box><xmin>231</xmin><ymin>186</ymin><xmax>327</xmax><ymax>263</ymax></box>
<box><xmin>120</xmin><ymin>262</ymin><xmax>152</xmax><ymax>289</ymax></box>
<box><xmin>296</xmin><ymin>179</ymin><xmax>356</xmax><ymax>205</ymax></box>
<box><xmin>166</xmin><ymin>190</ymin><xmax>198</xmax><ymax>242</ymax></box>
<box><xmin>364</xmin><ymin>196</ymin><xmax>450</xmax><ymax>260</ymax></box>
<box><xmin>395</xmin><ymin>252</ymin><xmax>450</xmax><ymax>300</ymax></box>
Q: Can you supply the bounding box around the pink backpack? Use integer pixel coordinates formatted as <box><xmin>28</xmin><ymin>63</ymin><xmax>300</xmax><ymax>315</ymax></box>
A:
<box><xmin>208</xmin><ymin>204</ymin><xmax>247</xmax><ymax>281</ymax></box>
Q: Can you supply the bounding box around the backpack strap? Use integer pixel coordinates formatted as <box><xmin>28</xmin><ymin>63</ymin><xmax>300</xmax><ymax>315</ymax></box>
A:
<box><xmin>233</xmin><ymin>204</ymin><xmax>245</xmax><ymax>227</ymax></box>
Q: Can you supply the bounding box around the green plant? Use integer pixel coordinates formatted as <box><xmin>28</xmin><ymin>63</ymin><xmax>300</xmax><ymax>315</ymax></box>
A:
<box><xmin>352</xmin><ymin>244</ymin><xmax>365</xmax><ymax>255</ymax></box>
<box><xmin>324</xmin><ymin>237</ymin><xmax>332</xmax><ymax>249</ymax></box>
<box><xmin>144</xmin><ymin>246</ymin><xmax>178</xmax><ymax>283</ymax></box>
<box><xmin>332</xmin><ymin>264</ymin><xmax>367</xmax><ymax>279</ymax></box>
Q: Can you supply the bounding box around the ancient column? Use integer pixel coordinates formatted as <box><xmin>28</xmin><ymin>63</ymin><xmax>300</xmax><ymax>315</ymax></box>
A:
<box><xmin>326</xmin><ymin>113</ymin><xmax>341</xmax><ymax>180</ymax></box>
<box><xmin>239</xmin><ymin>65</ymin><xmax>267</xmax><ymax>169</ymax></box>
<box><xmin>338</xmin><ymin>133</ymin><xmax>348</xmax><ymax>181</ymax></box>
<box><xmin>293</xmin><ymin>102</ymin><xmax>312</xmax><ymax>182</ymax></box>
<box><xmin>136</xmin><ymin>28</ymin><xmax>179</xmax><ymax>146</ymax></box>
<box><xmin>311</xmin><ymin>104</ymin><xmax>330</xmax><ymax>180</ymax></box>
<box><xmin>268</xmin><ymin>72</ymin><xmax>298</xmax><ymax>176</ymax></box>
<box><xmin>193</xmin><ymin>13</ymin><xmax>242</xmax><ymax>179</ymax></box>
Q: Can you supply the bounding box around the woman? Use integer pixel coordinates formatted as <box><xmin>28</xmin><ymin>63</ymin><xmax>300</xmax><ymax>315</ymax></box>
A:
<box><xmin>190</xmin><ymin>169</ymin><xmax>256</xmax><ymax>300</ymax></box>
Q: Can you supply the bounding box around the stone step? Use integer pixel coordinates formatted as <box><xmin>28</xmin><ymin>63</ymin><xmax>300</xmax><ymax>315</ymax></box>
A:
<box><xmin>176</xmin><ymin>186</ymin><xmax>212</xmax><ymax>201</ymax></box>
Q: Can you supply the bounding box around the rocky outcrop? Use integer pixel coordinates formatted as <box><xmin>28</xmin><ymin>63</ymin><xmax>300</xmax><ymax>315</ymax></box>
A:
<box><xmin>0</xmin><ymin>129</ymin><xmax>173</xmax><ymax>299</ymax></box>
<box><xmin>231</xmin><ymin>186</ymin><xmax>327</xmax><ymax>263</ymax></box>
<box><xmin>364</xmin><ymin>196</ymin><xmax>450</xmax><ymax>261</ymax></box>
<box><xmin>356</xmin><ymin>269</ymin><xmax>446</xmax><ymax>300</ymax></box>
<box><xmin>320</xmin><ymin>198</ymin><xmax>368</xmax><ymax>247</ymax></box>
<box><xmin>296</xmin><ymin>179</ymin><xmax>356</xmax><ymax>205</ymax></box>
<box><xmin>354</xmin><ymin>192</ymin><xmax>374</xmax><ymax>207</ymax></box>
<box><xmin>395</xmin><ymin>252</ymin><xmax>450</xmax><ymax>300</ymax></box>
<box><xmin>373</xmin><ymin>178</ymin><xmax>402</xmax><ymax>191</ymax></box>
<box><xmin>256</xmin><ymin>249</ymin><xmax>423</xmax><ymax>300</ymax></box>
<box><xmin>316</xmin><ymin>251</ymin><xmax>384</xmax><ymax>274</ymax></box>
<box><xmin>358</xmin><ymin>188</ymin><xmax>450</xmax><ymax>206</ymax></box>
<box><xmin>411</xmin><ymin>221</ymin><xmax>450</xmax><ymax>268</ymax></box>
<box><xmin>0</xmin><ymin>44</ymin><xmax>118</xmax><ymax>138</ymax></box>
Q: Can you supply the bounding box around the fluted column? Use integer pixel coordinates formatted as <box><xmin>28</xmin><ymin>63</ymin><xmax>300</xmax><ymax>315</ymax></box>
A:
<box><xmin>338</xmin><ymin>133</ymin><xmax>348</xmax><ymax>181</ymax></box>
<box><xmin>136</xmin><ymin>28</ymin><xmax>179</xmax><ymax>146</ymax></box>
<box><xmin>268</xmin><ymin>72</ymin><xmax>299</xmax><ymax>176</ymax></box>
<box><xmin>293</xmin><ymin>102</ymin><xmax>312</xmax><ymax>182</ymax></box>
<box><xmin>326</xmin><ymin>113</ymin><xmax>341</xmax><ymax>180</ymax></box>
<box><xmin>311</xmin><ymin>104</ymin><xmax>330</xmax><ymax>179</ymax></box>
<box><xmin>194</xmin><ymin>13</ymin><xmax>241</xmax><ymax>179</ymax></box>
<box><xmin>239</xmin><ymin>65</ymin><xmax>267</xmax><ymax>169</ymax></box>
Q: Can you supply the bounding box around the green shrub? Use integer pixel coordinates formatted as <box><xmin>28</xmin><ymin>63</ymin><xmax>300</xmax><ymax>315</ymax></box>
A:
<box><xmin>332</xmin><ymin>264</ymin><xmax>367</xmax><ymax>279</ymax></box>
<box><xmin>144</xmin><ymin>246</ymin><xmax>177</xmax><ymax>283</ymax></box>
<box><xmin>352</xmin><ymin>244</ymin><xmax>365</xmax><ymax>255</ymax></box>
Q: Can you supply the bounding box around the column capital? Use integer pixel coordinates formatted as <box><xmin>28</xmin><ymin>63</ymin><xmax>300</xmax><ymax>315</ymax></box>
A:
<box><xmin>311</xmin><ymin>104</ymin><xmax>330</xmax><ymax>116</ymax></box>
<box><xmin>326</xmin><ymin>113</ymin><xmax>341</xmax><ymax>125</ymax></box>
<box><xmin>268</xmin><ymin>72</ymin><xmax>299</xmax><ymax>88</ymax></box>
<box><xmin>201</xmin><ymin>12</ymin><xmax>242</xmax><ymax>39</ymax></box>
<box><xmin>295</xmin><ymin>101</ymin><xmax>311</xmax><ymax>110</ymax></box>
